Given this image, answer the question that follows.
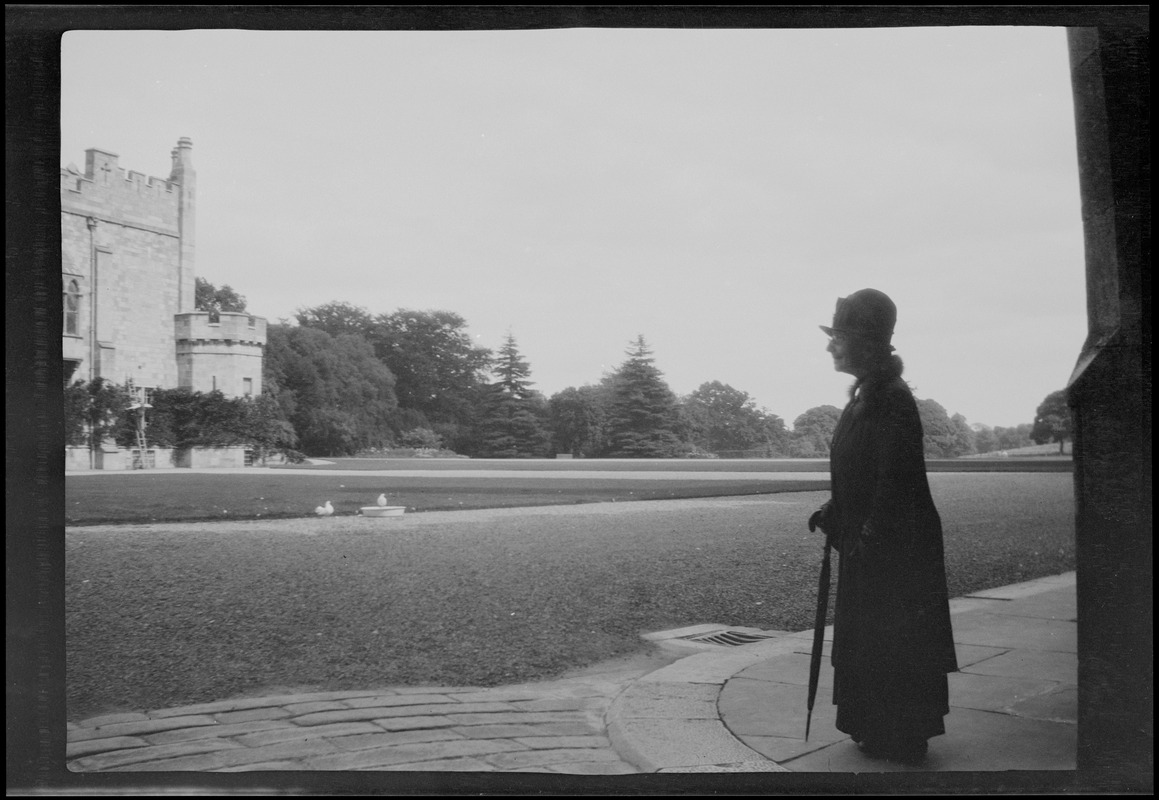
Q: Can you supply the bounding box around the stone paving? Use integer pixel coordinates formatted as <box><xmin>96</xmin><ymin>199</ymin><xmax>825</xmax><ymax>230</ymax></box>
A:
<box><xmin>65</xmin><ymin>663</ymin><xmax>659</xmax><ymax>774</ymax></box>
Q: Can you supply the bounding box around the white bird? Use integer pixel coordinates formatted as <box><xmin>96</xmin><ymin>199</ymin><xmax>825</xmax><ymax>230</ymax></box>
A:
<box><xmin>376</xmin><ymin>493</ymin><xmax>388</xmax><ymax>507</ymax></box>
<box><xmin>314</xmin><ymin>500</ymin><xmax>334</xmax><ymax>516</ymax></box>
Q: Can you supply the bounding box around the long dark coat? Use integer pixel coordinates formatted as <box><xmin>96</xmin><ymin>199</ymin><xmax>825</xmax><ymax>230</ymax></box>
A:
<box><xmin>825</xmin><ymin>371</ymin><xmax>958</xmax><ymax>744</ymax></box>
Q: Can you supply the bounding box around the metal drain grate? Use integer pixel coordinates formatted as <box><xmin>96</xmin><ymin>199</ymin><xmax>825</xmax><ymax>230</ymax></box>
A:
<box><xmin>675</xmin><ymin>630</ymin><xmax>780</xmax><ymax>647</ymax></box>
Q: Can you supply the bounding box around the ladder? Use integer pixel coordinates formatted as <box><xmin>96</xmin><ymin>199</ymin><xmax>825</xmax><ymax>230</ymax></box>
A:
<box><xmin>129</xmin><ymin>385</ymin><xmax>151</xmax><ymax>469</ymax></box>
<box><xmin>134</xmin><ymin>418</ymin><xmax>148</xmax><ymax>468</ymax></box>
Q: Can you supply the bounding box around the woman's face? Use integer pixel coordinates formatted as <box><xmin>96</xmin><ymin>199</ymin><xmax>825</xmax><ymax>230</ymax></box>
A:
<box><xmin>827</xmin><ymin>332</ymin><xmax>860</xmax><ymax>376</ymax></box>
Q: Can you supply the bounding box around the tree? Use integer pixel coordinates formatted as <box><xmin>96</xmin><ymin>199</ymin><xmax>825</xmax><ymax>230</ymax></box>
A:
<box><xmin>1031</xmin><ymin>389</ymin><xmax>1073</xmax><ymax>454</ymax></box>
<box><xmin>971</xmin><ymin>423</ymin><xmax>999</xmax><ymax>455</ymax></box>
<box><xmin>950</xmin><ymin>413</ymin><xmax>977</xmax><ymax>457</ymax></box>
<box><xmin>917</xmin><ymin>398</ymin><xmax>959</xmax><ymax>458</ymax></box>
<box><xmin>789</xmin><ymin>405</ymin><xmax>842</xmax><ymax>457</ymax></box>
<box><xmin>242</xmin><ymin>393</ymin><xmax>300</xmax><ymax>461</ymax></box>
<box><xmin>134</xmin><ymin>388</ymin><xmax>259</xmax><ymax>449</ymax></box>
<box><xmin>373</xmin><ymin>309</ymin><xmax>493</xmax><ymax>448</ymax></box>
<box><xmin>994</xmin><ymin>423</ymin><xmax>1034</xmax><ymax>451</ymax></box>
<box><xmin>602</xmin><ymin>336</ymin><xmax>685</xmax><ymax>458</ymax></box>
<box><xmin>194</xmin><ymin>277</ymin><xmax>247</xmax><ymax>318</ymax></box>
<box><xmin>263</xmin><ymin>324</ymin><xmax>398</xmax><ymax>456</ymax></box>
<box><xmin>549</xmin><ymin>385</ymin><xmax>610</xmax><ymax>458</ymax></box>
<box><xmin>475</xmin><ymin>334</ymin><xmax>551</xmax><ymax>458</ymax></box>
<box><xmin>294</xmin><ymin>300</ymin><xmax>374</xmax><ymax>338</ymax></box>
<box><xmin>63</xmin><ymin>378</ymin><xmax>130</xmax><ymax>448</ymax></box>
<box><xmin>64</xmin><ymin>380</ymin><xmax>91</xmax><ymax>446</ymax></box>
<box><xmin>682</xmin><ymin>381</ymin><xmax>789</xmax><ymax>456</ymax></box>
<box><xmin>293</xmin><ymin>305</ymin><xmax>493</xmax><ymax>452</ymax></box>
<box><xmin>398</xmin><ymin>427</ymin><xmax>442</xmax><ymax>450</ymax></box>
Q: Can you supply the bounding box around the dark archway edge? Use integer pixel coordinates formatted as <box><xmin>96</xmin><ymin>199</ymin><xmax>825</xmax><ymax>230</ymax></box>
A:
<box><xmin>7</xmin><ymin>5</ymin><xmax>1149</xmax><ymax>795</ymax></box>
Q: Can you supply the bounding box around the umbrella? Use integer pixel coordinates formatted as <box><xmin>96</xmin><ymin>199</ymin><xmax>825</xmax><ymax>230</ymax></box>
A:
<box><xmin>806</xmin><ymin>535</ymin><xmax>833</xmax><ymax>742</ymax></box>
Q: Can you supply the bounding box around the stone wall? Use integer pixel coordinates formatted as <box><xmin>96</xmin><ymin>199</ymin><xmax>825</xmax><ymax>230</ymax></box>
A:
<box><xmin>175</xmin><ymin>312</ymin><xmax>267</xmax><ymax>396</ymax></box>
<box><xmin>175</xmin><ymin>446</ymin><xmax>247</xmax><ymax>469</ymax></box>
<box><xmin>65</xmin><ymin>447</ymin><xmax>245</xmax><ymax>471</ymax></box>
<box><xmin>61</xmin><ymin>139</ymin><xmax>269</xmax><ymax>469</ymax></box>
<box><xmin>60</xmin><ymin>143</ymin><xmax>189</xmax><ymax>388</ymax></box>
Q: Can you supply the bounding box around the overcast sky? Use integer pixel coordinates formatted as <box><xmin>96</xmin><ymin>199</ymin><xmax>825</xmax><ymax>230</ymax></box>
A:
<box><xmin>61</xmin><ymin>26</ymin><xmax>1087</xmax><ymax>430</ymax></box>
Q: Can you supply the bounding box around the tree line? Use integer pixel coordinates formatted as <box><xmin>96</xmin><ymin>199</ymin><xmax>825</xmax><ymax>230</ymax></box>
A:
<box><xmin>62</xmin><ymin>281</ymin><xmax>1071</xmax><ymax>460</ymax></box>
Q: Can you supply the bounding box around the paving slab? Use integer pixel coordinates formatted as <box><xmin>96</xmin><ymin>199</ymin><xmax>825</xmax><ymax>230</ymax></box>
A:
<box><xmin>67</xmin><ymin>714</ymin><xmax>219</xmax><ymax>740</ymax></box>
<box><xmin>303</xmin><ymin>738</ymin><xmax>521</xmax><ymax>770</ymax></box>
<box><xmin>68</xmin><ymin>737</ymin><xmax>243</xmax><ymax>771</ymax></box>
<box><xmin>728</xmin><ymin>733</ymin><xmax>848</xmax><ymax>764</ymax></box>
<box><xmin>342</xmin><ymin>693</ymin><xmax>462</xmax><ymax>709</ymax></box>
<box><xmin>379</xmin><ymin>757</ymin><xmax>498</xmax><ymax>771</ymax></box>
<box><xmin>143</xmin><ymin>719</ymin><xmax>289</xmax><ymax>745</ymax></box>
<box><xmin>961</xmin><ymin>648</ymin><xmax>1078</xmax><ymax>683</ymax></box>
<box><xmin>971</xmin><ymin>591</ymin><xmax>1078</xmax><ymax>621</ymax></box>
<box><xmin>484</xmin><ymin>747</ymin><xmax>626</xmax><ymax>770</ymax></box>
<box><xmin>720</xmin><ymin>678</ymin><xmax>844</xmax><ymax>743</ymax></box>
<box><xmin>511</xmin><ymin>735</ymin><xmax>611</xmax><ymax>749</ymax></box>
<box><xmin>73</xmin><ymin>712</ymin><xmax>149</xmax><ymax>728</ymax></box>
<box><xmin>328</xmin><ymin>729</ymin><xmax>467</xmax><ymax>752</ymax></box>
<box><xmin>950</xmin><ymin>612</ymin><xmax>1076</xmax><ymax>652</ymax></box>
<box><xmin>1007</xmin><ymin>684</ymin><xmax>1078</xmax><ymax>724</ymax></box>
<box><xmin>232</xmin><ymin>721</ymin><xmax>384</xmax><ymax>747</ymax></box>
<box><xmin>732</xmin><ymin>651</ymin><xmax>835</xmax><ymax>689</ymax></box>
<box><xmin>608</xmin><ymin>716</ymin><xmax>774</xmax><ymax>772</ymax></box>
<box><xmin>783</xmin><ymin>707</ymin><xmax>1076</xmax><ymax>772</ymax></box>
<box><xmin>953</xmin><ymin>642</ymin><xmax>1012</xmax><ymax>669</ymax></box>
<box><xmin>637</xmin><ymin>649</ymin><xmax>766</xmax><ymax>685</ymax></box>
<box><xmin>65</xmin><ymin>736</ymin><xmax>149</xmax><ymax>759</ymax></box>
<box><xmin>610</xmin><ymin>682</ymin><xmax>721</xmax><ymax>720</ymax></box>
<box><xmin>947</xmin><ymin>670</ymin><xmax>1067</xmax><ymax>713</ymax></box>
<box><xmin>455</xmin><ymin>722</ymin><xmax>593</xmax><ymax>739</ymax></box>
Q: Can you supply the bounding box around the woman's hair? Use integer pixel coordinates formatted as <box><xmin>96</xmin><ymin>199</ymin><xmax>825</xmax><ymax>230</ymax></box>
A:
<box><xmin>843</xmin><ymin>333</ymin><xmax>904</xmax><ymax>401</ymax></box>
<box><xmin>847</xmin><ymin>336</ymin><xmax>904</xmax><ymax>383</ymax></box>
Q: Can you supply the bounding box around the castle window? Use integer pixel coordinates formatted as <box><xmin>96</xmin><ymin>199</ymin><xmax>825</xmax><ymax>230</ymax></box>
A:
<box><xmin>243</xmin><ymin>378</ymin><xmax>253</xmax><ymax>397</ymax></box>
<box><xmin>63</xmin><ymin>279</ymin><xmax>81</xmax><ymax>335</ymax></box>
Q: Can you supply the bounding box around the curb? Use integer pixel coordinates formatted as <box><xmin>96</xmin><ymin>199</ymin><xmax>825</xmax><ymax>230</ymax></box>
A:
<box><xmin>606</xmin><ymin>638</ymin><xmax>802</xmax><ymax>772</ymax></box>
<box><xmin>606</xmin><ymin>573</ymin><xmax>1077</xmax><ymax>773</ymax></box>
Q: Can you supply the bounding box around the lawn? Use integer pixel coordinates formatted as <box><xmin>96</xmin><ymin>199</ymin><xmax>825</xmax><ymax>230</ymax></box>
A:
<box><xmin>64</xmin><ymin>472</ymin><xmax>829</xmax><ymax>525</ymax></box>
<box><xmin>64</xmin><ymin>468</ymin><xmax>1076</xmax><ymax>721</ymax></box>
<box><xmin>64</xmin><ymin>455</ymin><xmax>1070</xmax><ymax>526</ymax></box>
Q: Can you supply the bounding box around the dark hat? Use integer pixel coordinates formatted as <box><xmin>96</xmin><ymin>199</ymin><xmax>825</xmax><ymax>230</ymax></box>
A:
<box><xmin>820</xmin><ymin>288</ymin><xmax>897</xmax><ymax>347</ymax></box>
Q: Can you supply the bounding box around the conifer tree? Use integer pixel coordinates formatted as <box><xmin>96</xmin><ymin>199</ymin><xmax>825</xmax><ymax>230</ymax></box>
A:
<box><xmin>603</xmin><ymin>335</ymin><xmax>685</xmax><ymax>458</ymax></box>
<box><xmin>476</xmin><ymin>333</ymin><xmax>551</xmax><ymax>458</ymax></box>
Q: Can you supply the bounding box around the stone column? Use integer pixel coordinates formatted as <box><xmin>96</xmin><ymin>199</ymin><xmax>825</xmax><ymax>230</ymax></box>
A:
<box><xmin>1066</xmin><ymin>25</ymin><xmax>1151</xmax><ymax>785</ymax></box>
<box><xmin>169</xmin><ymin>137</ymin><xmax>197</xmax><ymax>313</ymax></box>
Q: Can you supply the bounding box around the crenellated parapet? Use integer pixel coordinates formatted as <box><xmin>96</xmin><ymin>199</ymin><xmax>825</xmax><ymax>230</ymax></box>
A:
<box><xmin>60</xmin><ymin>149</ymin><xmax>181</xmax><ymax>232</ymax></box>
<box><xmin>175</xmin><ymin>311</ymin><xmax>267</xmax><ymax>397</ymax></box>
<box><xmin>175</xmin><ymin>311</ymin><xmax>268</xmax><ymax>346</ymax></box>
<box><xmin>60</xmin><ymin>164</ymin><xmax>177</xmax><ymax>200</ymax></box>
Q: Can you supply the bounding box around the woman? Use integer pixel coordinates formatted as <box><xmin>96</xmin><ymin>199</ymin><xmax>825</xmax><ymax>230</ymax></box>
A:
<box><xmin>808</xmin><ymin>288</ymin><xmax>957</xmax><ymax>764</ymax></box>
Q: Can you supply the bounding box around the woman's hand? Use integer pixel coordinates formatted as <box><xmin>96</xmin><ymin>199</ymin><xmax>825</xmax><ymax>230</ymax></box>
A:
<box><xmin>808</xmin><ymin>500</ymin><xmax>834</xmax><ymax>534</ymax></box>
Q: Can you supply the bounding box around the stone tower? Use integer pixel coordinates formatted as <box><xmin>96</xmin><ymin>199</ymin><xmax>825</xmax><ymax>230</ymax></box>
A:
<box><xmin>60</xmin><ymin>137</ymin><xmax>265</xmax><ymax>397</ymax></box>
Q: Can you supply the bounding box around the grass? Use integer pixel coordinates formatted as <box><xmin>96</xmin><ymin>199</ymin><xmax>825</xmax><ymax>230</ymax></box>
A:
<box><xmin>64</xmin><ymin>473</ymin><xmax>828</xmax><ymax>525</ymax></box>
<box><xmin>64</xmin><ymin>466</ymin><xmax>1076</xmax><ymax>721</ymax></box>
<box><xmin>64</xmin><ymin>456</ymin><xmax>1070</xmax><ymax>526</ymax></box>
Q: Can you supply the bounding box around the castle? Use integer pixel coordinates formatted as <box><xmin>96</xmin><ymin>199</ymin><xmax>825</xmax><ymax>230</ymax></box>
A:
<box><xmin>62</xmin><ymin>138</ymin><xmax>267</xmax><ymax>468</ymax></box>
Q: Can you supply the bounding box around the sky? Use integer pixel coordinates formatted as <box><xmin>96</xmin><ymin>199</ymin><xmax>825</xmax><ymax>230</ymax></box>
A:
<box><xmin>60</xmin><ymin>25</ymin><xmax>1088</xmax><ymax>430</ymax></box>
